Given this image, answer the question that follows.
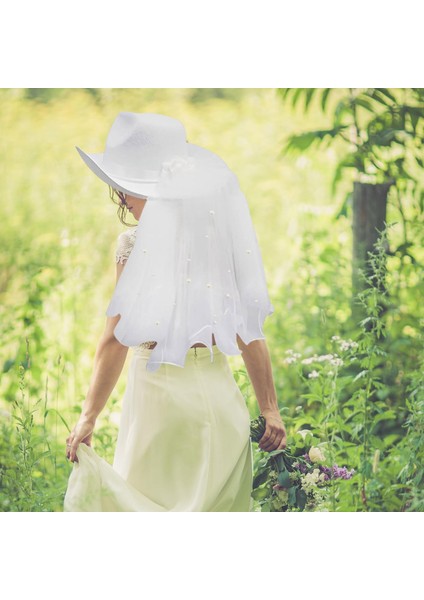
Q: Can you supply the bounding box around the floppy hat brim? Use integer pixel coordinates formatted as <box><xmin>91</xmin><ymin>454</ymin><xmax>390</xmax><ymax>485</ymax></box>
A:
<box><xmin>75</xmin><ymin>142</ymin><xmax>229</xmax><ymax>199</ymax></box>
<box><xmin>75</xmin><ymin>146</ymin><xmax>158</xmax><ymax>199</ymax></box>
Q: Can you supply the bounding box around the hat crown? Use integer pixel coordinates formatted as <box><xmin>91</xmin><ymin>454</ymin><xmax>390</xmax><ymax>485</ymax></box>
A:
<box><xmin>103</xmin><ymin>112</ymin><xmax>188</xmax><ymax>179</ymax></box>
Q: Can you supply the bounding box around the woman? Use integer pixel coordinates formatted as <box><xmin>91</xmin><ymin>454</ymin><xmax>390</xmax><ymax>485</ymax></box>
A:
<box><xmin>64</xmin><ymin>112</ymin><xmax>286</xmax><ymax>511</ymax></box>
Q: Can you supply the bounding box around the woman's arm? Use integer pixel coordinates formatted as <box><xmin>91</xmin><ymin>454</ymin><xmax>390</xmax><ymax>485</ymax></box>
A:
<box><xmin>79</xmin><ymin>316</ymin><xmax>129</xmax><ymax>422</ymax></box>
<box><xmin>66</xmin><ymin>261</ymin><xmax>130</xmax><ymax>462</ymax></box>
<box><xmin>81</xmin><ymin>260</ymin><xmax>130</xmax><ymax>420</ymax></box>
<box><xmin>237</xmin><ymin>335</ymin><xmax>287</xmax><ymax>452</ymax></box>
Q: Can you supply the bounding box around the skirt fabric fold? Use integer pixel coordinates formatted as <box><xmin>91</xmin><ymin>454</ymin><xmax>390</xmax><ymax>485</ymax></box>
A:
<box><xmin>64</xmin><ymin>345</ymin><xmax>253</xmax><ymax>512</ymax></box>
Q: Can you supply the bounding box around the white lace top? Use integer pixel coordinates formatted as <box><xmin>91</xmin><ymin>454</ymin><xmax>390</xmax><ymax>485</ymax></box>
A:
<box><xmin>115</xmin><ymin>227</ymin><xmax>156</xmax><ymax>350</ymax></box>
<box><xmin>115</xmin><ymin>227</ymin><xmax>138</xmax><ymax>264</ymax></box>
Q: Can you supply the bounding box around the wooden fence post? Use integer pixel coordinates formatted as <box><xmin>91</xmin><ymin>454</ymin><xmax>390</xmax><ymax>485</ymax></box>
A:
<box><xmin>351</xmin><ymin>181</ymin><xmax>393</xmax><ymax>325</ymax></box>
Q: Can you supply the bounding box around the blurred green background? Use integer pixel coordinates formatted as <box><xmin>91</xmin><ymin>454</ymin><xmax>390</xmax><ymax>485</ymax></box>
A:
<box><xmin>0</xmin><ymin>88</ymin><xmax>423</xmax><ymax>512</ymax></box>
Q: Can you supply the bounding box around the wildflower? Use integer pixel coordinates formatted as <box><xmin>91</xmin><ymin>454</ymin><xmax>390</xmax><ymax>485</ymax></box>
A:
<box><xmin>332</xmin><ymin>464</ymin><xmax>355</xmax><ymax>479</ymax></box>
<box><xmin>330</xmin><ymin>358</ymin><xmax>344</xmax><ymax>367</ymax></box>
<box><xmin>308</xmin><ymin>370</ymin><xmax>320</xmax><ymax>378</ymax></box>
<box><xmin>372</xmin><ymin>449</ymin><xmax>380</xmax><ymax>474</ymax></box>
<box><xmin>297</xmin><ymin>429</ymin><xmax>312</xmax><ymax>440</ymax></box>
<box><xmin>301</xmin><ymin>469</ymin><xmax>326</xmax><ymax>492</ymax></box>
<box><xmin>337</xmin><ymin>338</ymin><xmax>359</xmax><ymax>351</ymax></box>
<box><xmin>331</xmin><ymin>335</ymin><xmax>340</xmax><ymax>341</ymax></box>
<box><xmin>308</xmin><ymin>447</ymin><xmax>326</xmax><ymax>463</ymax></box>
<box><xmin>316</xmin><ymin>354</ymin><xmax>334</xmax><ymax>362</ymax></box>
<box><xmin>301</xmin><ymin>357</ymin><xmax>315</xmax><ymax>365</ymax></box>
<box><xmin>284</xmin><ymin>357</ymin><xmax>297</xmax><ymax>364</ymax></box>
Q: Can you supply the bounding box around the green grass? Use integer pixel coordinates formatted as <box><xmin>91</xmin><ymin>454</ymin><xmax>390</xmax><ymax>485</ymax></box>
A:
<box><xmin>0</xmin><ymin>88</ymin><xmax>422</xmax><ymax>511</ymax></box>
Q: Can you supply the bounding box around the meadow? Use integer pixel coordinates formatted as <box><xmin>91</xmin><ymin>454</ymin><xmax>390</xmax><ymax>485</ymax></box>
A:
<box><xmin>0</xmin><ymin>88</ymin><xmax>422</xmax><ymax>511</ymax></box>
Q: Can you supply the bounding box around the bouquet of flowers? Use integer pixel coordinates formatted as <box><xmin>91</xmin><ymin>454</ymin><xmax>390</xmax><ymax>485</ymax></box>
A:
<box><xmin>250</xmin><ymin>415</ymin><xmax>355</xmax><ymax>512</ymax></box>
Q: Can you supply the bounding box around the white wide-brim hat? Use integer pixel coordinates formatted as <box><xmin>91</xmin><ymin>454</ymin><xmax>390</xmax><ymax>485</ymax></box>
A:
<box><xmin>76</xmin><ymin>112</ymin><xmax>230</xmax><ymax>200</ymax></box>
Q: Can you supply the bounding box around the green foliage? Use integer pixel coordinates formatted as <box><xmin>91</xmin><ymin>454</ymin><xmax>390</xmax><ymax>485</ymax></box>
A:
<box><xmin>0</xmin><ymin>364</ymin><xmax>67</xmax><ymax>511</ymax></box>
<box><xmin>396</xmin><ymin>354</ymin><xmax>424</xmax><ymax>511</ymax></box>
<box><xmin>0</xmin><ymin>89</ymin><xmax>422</xmax><ymax>511</ymax></box>
<box><xmin>277</xmin><ymin>88</ymin><xmax>424</xmax><ymax>246</ymax></box>
<box><xmin>247</xmin><ymin>222</ymin><xmax>424</xmax><ymax>511</ymax></box>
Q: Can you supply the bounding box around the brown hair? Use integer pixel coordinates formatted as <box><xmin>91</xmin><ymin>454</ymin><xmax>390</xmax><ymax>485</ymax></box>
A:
<box><xmin>108</xmin><ymin>186</ymin><xmax>137</xmax><ymax>227</ymax></box>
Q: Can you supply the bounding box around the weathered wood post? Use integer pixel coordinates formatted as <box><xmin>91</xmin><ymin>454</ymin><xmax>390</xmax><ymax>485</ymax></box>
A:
<box><xmin>351</xmin><ymin>181</ymin><xmax>393</xmax><ymax>326</ymax></box>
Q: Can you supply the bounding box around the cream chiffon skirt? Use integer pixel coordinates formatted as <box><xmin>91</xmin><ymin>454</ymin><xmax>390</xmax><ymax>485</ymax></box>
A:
<box><xmin>63</xmin><ymin>345</ymin><xmax>253</xmax><ymax>511</ymax></box>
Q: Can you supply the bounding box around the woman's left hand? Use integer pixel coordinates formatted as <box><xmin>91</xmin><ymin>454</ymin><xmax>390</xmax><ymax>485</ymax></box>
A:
<box><xmin>66</xmin><ymin>416</ymin><xmax>96</xmax><ymax>463</ymax></box>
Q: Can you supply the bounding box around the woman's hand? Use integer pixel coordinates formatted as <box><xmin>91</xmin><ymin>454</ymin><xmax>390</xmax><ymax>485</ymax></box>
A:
<box><xmin>258</xmin><ymin>410</ymin><xmax>287</xmax><ymax>452</ymax></box>
<box><xmin>66</xmin><ymin>416</ymin><xmax>96</xmax><ymax>463</ymax></box>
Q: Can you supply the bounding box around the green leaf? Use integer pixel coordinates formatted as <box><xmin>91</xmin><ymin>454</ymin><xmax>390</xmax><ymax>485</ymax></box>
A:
<box><xmin>44</xmin><ymin>408</ymin><xmax>70</xmax><ymax>431</ymax></box>
<box><xmin>252</xmin><ymin>470</ymin><xmax>269</xmax><ymax>489</ymax></box>
<box><xmin>251</xmin><ymin>485</ymin><xmax>269</xmax><ymax>501</ymax></box>
<box><xmin>355</xmin><ymin>97</ymin><xmax>377</xmax><ymax>113</ymax></box>
<box><xmin>304</xmin><ymin>89</ymin><xmax>317</xmax><ymax>112</ymax></box>
<box><xmin>331</xmin><ymin>155</ymin><xmax>359</xmax><ymax>197</ymax></box>
<box><xmin>373</xmin><ymin>410</ymin><xmax>397</xmax><ymax>424</ymax></box>
<box><xmin>292</xmin><ymin>88</ymin><xmax>306</xmax><ymax>107</ymax></box>
<box><xmin>373</xmin><ymin>88</ymin><xmax>397</xmax><ymax>105</ymax></box>
<box><xmin>277</xmin><ymin>468</ymin><xmax>292</xmax><ymax>488</ymax></box>
<box><xmin>353</xmin><ymin>369</ymin><xmax>369</xmax><ymax>383</ymax></box>
<box><xmin>369</xmin><ymin>435</ymin><xmax>386</xmax><ymax>451</ymax></box>
<box><xmin>275</xmin><ymin>453</ymin><xmax>288</xmax><ymax>471</ymax></box>
<box><xmin>383</xmin><ymin>434</ymin><xmax>401</xmax><ymax>448</ymax></box>
<box><xmin>296</xmin><ymin>488</ymin><xmax>307</xmax><ymax>511</ymax></box>
<box><xmin>321</xmin><ymin>88</ymin><xmax>332</xmax><ymax>112</ymax></box>
<box><xmin>288</xmin><ymin>486</ymin><xmax>297</xmax><ymax>506</ymax></box>
<box><xmin>280</xmin><ymin>126</ymin><xmax>348</xmax><ymax>157</ymax></box>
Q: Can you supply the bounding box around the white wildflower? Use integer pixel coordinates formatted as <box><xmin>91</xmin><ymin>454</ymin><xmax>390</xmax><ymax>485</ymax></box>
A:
<box><xmin>301</xmin><ymin>469</ymin><xmax>322</xmax><ymax>491</ymax></box>
<box><xmin>317</xmin><ymin>354</ymin><xmax>334</xmax><ymax>362</ymax></box>
<box><xmin>308</xmin><ymin>370</ymin><xmax>320</xmax><ymax>379</ymax></box>
<box><xmin>285</xmin><ymin>357</ymin><xmax>297</xmax><ymax>364</ymax></box>
<box><xmin>309</xmin><ymin>447</ymin><xmax>326</xmax><ymax>463</ymax></box>
<box><xmin>297</xmin><ymin>429</ymin><xmax>312</xmax><ymax>440</ymax></box>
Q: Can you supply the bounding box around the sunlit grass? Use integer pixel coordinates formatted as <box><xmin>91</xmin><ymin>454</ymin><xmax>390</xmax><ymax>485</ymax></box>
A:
<box><xmin>0</xmin><ymin>88</ymin><xmax>422</xmax><ymax>511</ymax></box>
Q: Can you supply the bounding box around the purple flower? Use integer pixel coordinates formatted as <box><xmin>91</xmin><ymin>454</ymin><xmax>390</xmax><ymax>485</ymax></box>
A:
<box><xmin>331</xmin><ymin>464</ymin><xmax>355</xmax><ymax>479</ymax></box>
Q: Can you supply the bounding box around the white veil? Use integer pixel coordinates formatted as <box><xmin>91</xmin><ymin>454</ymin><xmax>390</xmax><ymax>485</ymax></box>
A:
<box><xmin>105</xmin><ymin>143</ymin><xmax>274</xmax><ymax>372</ymax></box>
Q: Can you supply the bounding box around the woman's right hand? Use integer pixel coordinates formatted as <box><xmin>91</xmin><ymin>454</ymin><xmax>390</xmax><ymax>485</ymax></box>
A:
<box><xmin>258</xmin><ymin>410</ymin><xmax>287</xmax><ymax>452</ymax></box>
<box><xmin>66</xmin><ymin>416</ymin><xmax>96</xmax><ymax>463</ymax></box>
